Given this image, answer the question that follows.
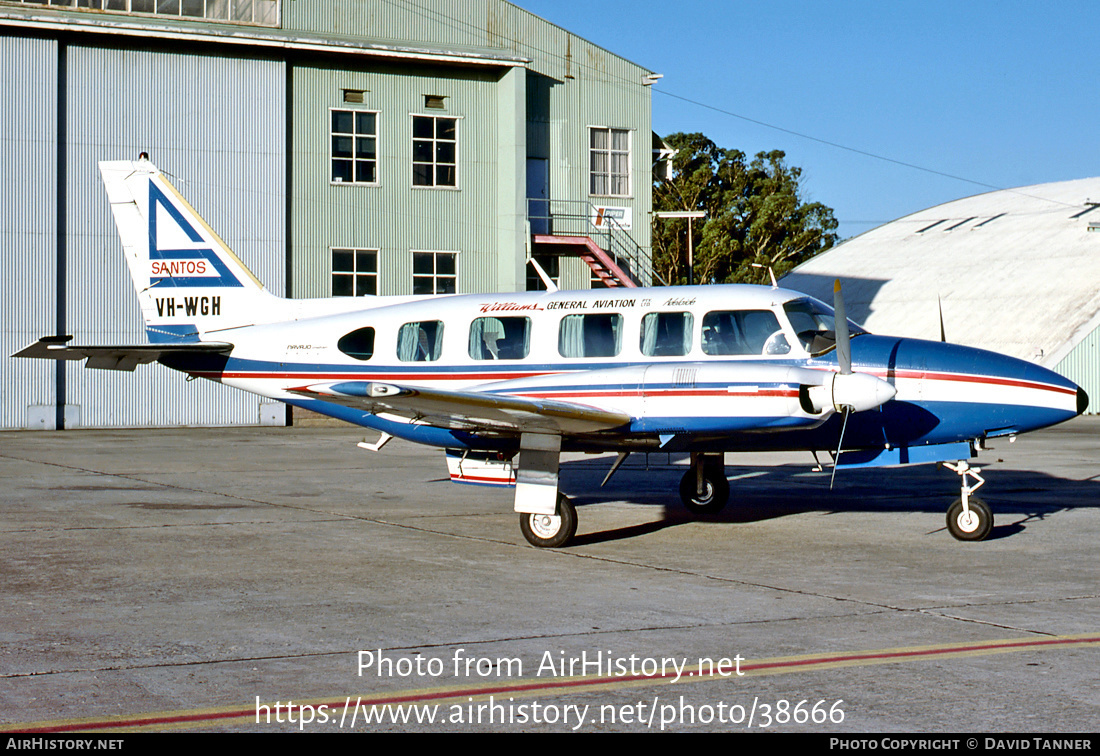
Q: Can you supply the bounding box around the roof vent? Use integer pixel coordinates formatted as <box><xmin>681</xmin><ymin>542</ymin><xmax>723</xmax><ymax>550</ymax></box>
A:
<box><xmin>1069</xmin><ymin>202</ymin><xmax>1100</xmax><ymax>220</ymax></box>
<box><xmin>343</xmin><ymin>89</ymin><xmax>366</xmax><ymax>104</ymax></box>
<box><xmin>973</xmin><ymin>213</ymin><xmax>1006</xmax><ymax>228</ymax></box>
<box><xmin>425</xmin><ymin>95</ymin><xmax>446</xmax><ymax>110</ymax></box>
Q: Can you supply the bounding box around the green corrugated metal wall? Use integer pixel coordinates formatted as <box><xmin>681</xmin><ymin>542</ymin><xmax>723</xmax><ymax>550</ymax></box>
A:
<box><xmin>285</xmin><ymin>0</ymin><xmax>654</xmax><ymax>297</ymax></box>
<box><xmin>1055</xmin><ymin>326</ymin><xmax>1100</xmax><ymax>415</ymax></box>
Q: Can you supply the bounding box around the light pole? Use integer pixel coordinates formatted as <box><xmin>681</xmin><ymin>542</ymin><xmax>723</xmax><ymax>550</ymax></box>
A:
<box><xmin>654</xmin><ymin>210</ymin><xmax>706</xmax><ymax>285</ymax></box>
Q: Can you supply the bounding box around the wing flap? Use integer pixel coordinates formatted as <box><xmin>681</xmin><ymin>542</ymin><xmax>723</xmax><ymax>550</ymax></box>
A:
<box><xmin>12</xmin><ymin>336</ymin><xmax>233</xmax><ymax>371</ymax></box>
<box><xmin>288</xmin><ymin>381</ymin><xmax>631</xmax><ymax>435</ymax></box>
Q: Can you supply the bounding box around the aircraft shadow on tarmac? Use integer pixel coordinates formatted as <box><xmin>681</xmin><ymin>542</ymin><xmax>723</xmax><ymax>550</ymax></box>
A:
<box><xmin>556</xmin><ymin>457</ymin><xmax>1100</xmax><ymax>546</ymax></box>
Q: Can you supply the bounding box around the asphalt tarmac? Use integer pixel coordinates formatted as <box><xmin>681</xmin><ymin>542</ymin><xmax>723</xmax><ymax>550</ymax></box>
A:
<box><xmin>1</xmin><ymin>417</ymin><xmax>1097</xmax><ymax>733</ymax></box>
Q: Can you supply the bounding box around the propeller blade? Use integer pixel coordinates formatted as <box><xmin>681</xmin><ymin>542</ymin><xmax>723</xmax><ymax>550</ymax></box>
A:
<box><xmin>833</xmin><ymin>279</ymin><xmax>852</xmax><ymax>375</ymax></box>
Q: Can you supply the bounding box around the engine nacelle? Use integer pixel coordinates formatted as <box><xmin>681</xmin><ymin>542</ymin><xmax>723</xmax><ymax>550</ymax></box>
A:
<box><xmin>804</xmin><ymin>372</ymin><xmax>896</xmax><ymax>414</ymax></box>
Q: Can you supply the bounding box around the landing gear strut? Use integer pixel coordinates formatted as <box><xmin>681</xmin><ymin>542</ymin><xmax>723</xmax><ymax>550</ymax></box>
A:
<box><xmin>679</xmin><ymin>453</ymin><xmax>729</xmax><ymax>515</ymax></box>
<box><xmin>943</xmin><ymin>460</ymin><xmax>993</xmax><ymax>541</ymax></box>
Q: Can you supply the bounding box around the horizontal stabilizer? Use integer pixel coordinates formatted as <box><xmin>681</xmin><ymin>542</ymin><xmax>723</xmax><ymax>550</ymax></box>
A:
<box><xmin>289</xmin><ymin>381</ymin><xmax>632</xmax><ymax>435</ymax></box>
<box><xmin>12</xmin><ymin>336</ymin><xmax>232</xmax><ymax>371</ymax></box>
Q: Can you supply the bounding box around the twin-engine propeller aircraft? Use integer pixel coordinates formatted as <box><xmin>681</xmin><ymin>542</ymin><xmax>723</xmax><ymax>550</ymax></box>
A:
<box><xmin>16</xmin><ymin>158</ymin><xmax>1088</xmax><ymax>547</ymax></box>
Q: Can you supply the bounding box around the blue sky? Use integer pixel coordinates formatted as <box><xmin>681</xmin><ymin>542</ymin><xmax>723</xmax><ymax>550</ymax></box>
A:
<box><xmin>519</xmin><ymin>1</ymin><xmax>1099</xmax><ymax>240</ymax></box>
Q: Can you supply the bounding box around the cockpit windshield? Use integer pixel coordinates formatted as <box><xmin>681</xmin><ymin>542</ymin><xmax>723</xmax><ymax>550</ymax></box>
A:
<box><xmin>783</xmin><ymin>298</ymin><xmax>866</xmax><ymax>355</ymax></box>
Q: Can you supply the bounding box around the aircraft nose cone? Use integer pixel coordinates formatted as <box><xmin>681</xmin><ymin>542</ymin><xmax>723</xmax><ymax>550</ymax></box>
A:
<box><xmin>1079</xmin><ymin>386</ymin><xmax>1090</xmax><ymax>415</ymax></box>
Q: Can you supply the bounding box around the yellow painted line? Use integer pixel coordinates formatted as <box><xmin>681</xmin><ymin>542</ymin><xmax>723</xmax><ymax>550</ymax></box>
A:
<box><xmin>5</xmin><ymin>632</ymin><xmax>1097</xmax><ymax>733</ymax></box>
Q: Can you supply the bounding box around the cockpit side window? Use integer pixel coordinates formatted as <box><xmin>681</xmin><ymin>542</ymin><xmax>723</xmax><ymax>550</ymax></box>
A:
<box><xmin>701</xmin><ymin>310</ymin><xmax>788</xmax><ymax>356</ymax></box>
<box><xmin>337</xmin><ymin>326</ymin><xmax>375</xmax><ymax>361</ymax></box>
<box><xmin>783</xmin><ymin>298</ymin><xmax>866</xmax><ymax>355</ymax></box>
<box><xmin>397</xmin><ymin>320</ymin><xmax>444</xmax><ymax>362</ymax></box>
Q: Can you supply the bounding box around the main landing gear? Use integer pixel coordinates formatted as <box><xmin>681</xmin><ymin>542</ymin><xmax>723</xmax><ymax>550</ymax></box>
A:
<box><xmin>514</xmin><ymin>441</ymin><xmax>733</xmax><ymax>548</ymax></box>
<box><xmin>679</xmin><ymin>453</ymin><xmax>730</xmax><ymax>515</ymax></box>
<box><xmin>519</xmin><ymin>492</ymin><xmax>577</xmax><ymax>549</ymax></box>
<box><xmin>942</xmin><ymin>460</ymin><xmax>993</xmax><ymax>541</ymax></box>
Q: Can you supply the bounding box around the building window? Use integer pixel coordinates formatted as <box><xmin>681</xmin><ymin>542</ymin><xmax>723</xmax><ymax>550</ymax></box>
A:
<box><xmin>412</xmin><ymin>252</ymin><xmax>457</xmax><ymax>295</ymax></box>
<box><xmin>412</xmin><ymin>115</ymin><xmax>457</xmax><ymax>187</ymax></box>
<box><xmin>526</xmin><ymin>255</ymin><xmax>559</xmax><ymax>292</ymax></box>
<box><xmin>332</xmin><ymin>248</ymin><xmax>378</xmax><ymax>296</ymax></box>
<box><xmin>589</xmin><ymin>127</ymin><xmax>630</xmax><ymax>196</ymax></box>
<box><xmin>24</xmin><ymin>0</ymin><xmax>280</xmax><ymax>26</ymax></box>
<box><xmin>331</xmin><ymin>110</ymin><xmax>378</xmax><ymax>184</ymax></box>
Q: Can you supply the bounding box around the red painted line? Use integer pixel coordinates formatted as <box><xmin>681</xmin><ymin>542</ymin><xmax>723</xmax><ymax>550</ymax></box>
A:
<box><xmin>450</xmin><ymin>473</ymin><xmax>515</xmax><ymax>485</ymax></box>
<box><xmin>17</xmin><ymin>635</ymin><xmax>1099</xmax><ymax>733</ymax></box>
<box><xmin>866</xmin><ymin>368</ymin><xmax>1077</xmax><ymax>396</ymax></box>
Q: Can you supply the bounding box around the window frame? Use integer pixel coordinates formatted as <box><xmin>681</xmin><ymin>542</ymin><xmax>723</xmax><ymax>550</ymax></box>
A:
<box><xmin>411</xmin><ymin>250</ymin><xmax>459</xmax><ymax>295</ymax></box>
<box><xmin>331</xmin><ymin>247</ymin><xmax>379</xmax><ymax>297</ymax></box>
<box><xmin>411</xmin><ymin>113</ymin><xmax>459</xmax><ymax>190</ymax></box>
<box><xmin>588</xmin><ymin>126</ymin><xmax>632</xmax><ymax>198</ymax></box>
<box><xmin>330</xmin><ymin>107</ymin><xmax>380</xmax><ymax>186</ymax></box>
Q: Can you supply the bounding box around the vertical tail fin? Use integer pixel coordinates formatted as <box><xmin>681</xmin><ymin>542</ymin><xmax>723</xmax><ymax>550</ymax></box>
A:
<box><xmin>99</xmin><ymin>157</ymin><xmax>280</xmax><ymax>343</ymax></box>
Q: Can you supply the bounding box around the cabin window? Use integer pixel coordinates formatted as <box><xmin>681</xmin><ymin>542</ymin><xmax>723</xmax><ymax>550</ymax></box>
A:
<box><xmin>331</xmin><ymin>248</ymin><xmax>377</xmax><ymax>296</ymax></box>
<box><xmin>412</xmin><ymin>115</ymin><xmax>457</xmax><ymax>187</ymax></box>
<box><xmin>397</xmin><ymin>320</ymin><xmax>444</xmax><ymax>362</ymax></box>
<box><xmin>701</xmin><ymin>310</ymin><xmax>789</xmax><ymax>356</ymax></box>
<box><xmin>558</xmin><ymin>313</ymin><xmax>623</xmax><ymax>358</ymax></box>
<box><xmin>337</xmin><ymin>327</ymin><xmax>375</xmax><ymax>361</ymax></box>
<box><xmin>412</xmin><ymin>251</ymin><xmax>457</xmax><ymax>295</ymax></box>
<box><xmin>331</xmin><ymin>109</ymin><xmax>378</xmax><ymax>184</ymax></box>
<box><xmin>640</xmin><ymin>312</ymin><xmax>693</xmax><ymax>357</ymax></box>
<box><xmin>469</xmin><ymin>317</ymin><xmax>531</xmax><ymax>360</ymax></box>
<box><xmin>589</xmin><ymin>127</ymin><xmax>630</xmax><ymax>197</ymax></box>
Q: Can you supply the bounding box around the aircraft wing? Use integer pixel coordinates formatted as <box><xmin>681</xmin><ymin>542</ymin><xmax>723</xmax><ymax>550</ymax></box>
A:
<box><xmin>288</xmin><ymin>381</ymin><xmax>632</xmax><ymax>435</ymax></box>
<box><xmin>12</xmin><ymin>336</ymin><xmax>233</xmax><ymax>371</ymax></box>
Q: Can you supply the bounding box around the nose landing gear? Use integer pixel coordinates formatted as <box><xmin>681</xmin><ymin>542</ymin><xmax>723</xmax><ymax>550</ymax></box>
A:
<box><xmin>942</xmin><ymin>460</ymin><xmax>992</xmax><ymax>541</ymax></box>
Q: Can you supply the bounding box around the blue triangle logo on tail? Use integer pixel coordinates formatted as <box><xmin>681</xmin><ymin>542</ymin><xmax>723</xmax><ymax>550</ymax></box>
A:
<box><xmin>147</xmin><ymin>182</ymin><xmax>243</xmax><ymax>289</ymax></box>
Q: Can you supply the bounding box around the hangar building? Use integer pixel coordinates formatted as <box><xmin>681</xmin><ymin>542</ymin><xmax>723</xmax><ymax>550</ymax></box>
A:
<box><xmin>0</xmin><ymin>0</ymin><xmax>659</xmax><ymax>430</ymax></box>
<box><xmin>782</xmin><ymin>178</ymin><xmax>1100</xmax><ymax>412</ymax></box>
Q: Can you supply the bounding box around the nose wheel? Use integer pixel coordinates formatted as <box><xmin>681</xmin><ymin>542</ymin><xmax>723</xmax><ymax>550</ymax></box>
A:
<box><xmin>946</xmin><ymin>496</ymin><xmax>992</xmax><ymax>541</ymax></box>
<box><xmin>943</xmin><ymin>460</ymin><xmax>993</xmax><ymax>541</ymax></box>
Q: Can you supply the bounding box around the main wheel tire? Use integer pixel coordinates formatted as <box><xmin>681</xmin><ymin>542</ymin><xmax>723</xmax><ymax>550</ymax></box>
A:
<box><xmin>519</xmin><ymin>493</ymin><xmax>578</xmax><ymax>548</ymax></box>
<box><xmin>946</xmin><ymin>496</ymin><xmax>993</xmax><ymax>541</ymax></box>
<box><xmin>679</xmin><ymin>465</ymin><xmax>730</xmax><ymax>515</ymax></box>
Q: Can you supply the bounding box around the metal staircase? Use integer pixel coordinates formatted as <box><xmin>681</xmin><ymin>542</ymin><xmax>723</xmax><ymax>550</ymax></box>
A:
<box><xmin>527</xmin><ymin>199</ymin><xmax>665</xmax><ymax>288</ymax></box>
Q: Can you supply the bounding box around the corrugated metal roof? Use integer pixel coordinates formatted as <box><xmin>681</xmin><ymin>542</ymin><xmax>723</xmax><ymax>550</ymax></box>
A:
<box><xmin>0</xmin><ymin>6</ymin><xmax>531</xmax><ymax>67</ymax></box>
<box><xmin>782</xmin><ymin>178</ymin><xmax>1100</xmax><ymax>368</ymax></box>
